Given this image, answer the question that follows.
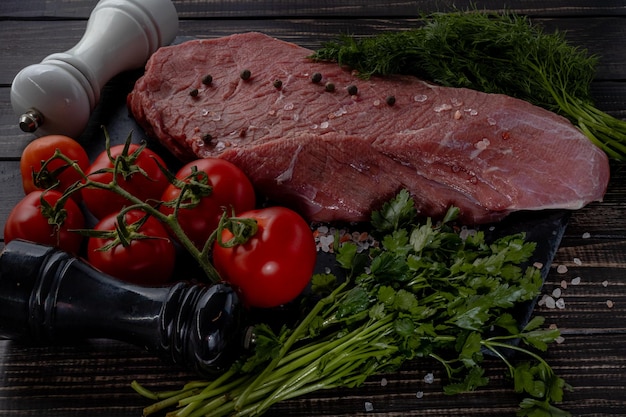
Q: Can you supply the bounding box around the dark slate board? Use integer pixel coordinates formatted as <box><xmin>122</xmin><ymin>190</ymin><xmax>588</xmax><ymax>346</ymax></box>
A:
<box><xmin>76</xmin><ymin>58</ymin><xmax>570</xmax><ymax>334</ymax></box>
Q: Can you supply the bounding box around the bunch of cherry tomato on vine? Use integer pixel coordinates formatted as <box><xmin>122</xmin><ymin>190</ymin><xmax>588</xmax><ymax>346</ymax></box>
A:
<box><xmin>4</xmin><ymin>133</ymin><xmax>317</xmax><ymax>309</ymax></box>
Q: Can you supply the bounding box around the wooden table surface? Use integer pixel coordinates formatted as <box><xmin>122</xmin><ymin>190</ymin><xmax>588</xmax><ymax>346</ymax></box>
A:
<box><xmin>1</xmin><ymin>1</ymin><xmax>626</xmax><ymax>416</ymax></box>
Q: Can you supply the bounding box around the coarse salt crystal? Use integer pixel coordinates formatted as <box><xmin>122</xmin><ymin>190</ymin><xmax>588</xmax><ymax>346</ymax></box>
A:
<box><xmin>380</xmin><ymin>378</ymin><xmax>388</xmax><ymax>387</ymax></box>
<box><xmin>414</xmin><ymin>94</ymin><xmax>428</xmax><ymax>102</ymax></box>
<box><xmin>602</xmin><ymin>280</ymin><xmax>609</xmax><ymax>287</ymax></box>
<box><xmin>333</xmin><ymin>108</ymin><xmax>347</xmax><ymax>117</ymax></box>
<box><xmin>582</xmin><ymin>232</ymin><xmax>591</xmax><ymax>239</ymax></box>
<box><xmin>556</xmin><ymin>265</ymin><xmax>568</xmax><ymax>274</ymax></box>
<box><xmin>533</xmin><ymin>262</ymin><xmax>544</xmax><ymax>269</ymax></box>
<box><xmin>552</xmin><ymin>288</ymin><xmax>562</xmax><ymax>298</ymax></box>
<box><xmin>571</xmin><ymin>276</ymin><xmax>581</xmax><ymax>285</ymax></box>
<box><xmin>320</xmin><ymin>121</ymin><xmax>329</xmax><ymax>129</ymax></box>
<box><xmin>416</xmin><ymin>391</ymin><xmax>424</xmax><ymax>399</ymax></box>
<box><xmin>364</xmin><ymin>402</ymin><xmax>374</xmax><ymax>412</ymax></box>
<box><xmin>544</xmin><ymin>296</ymin><xmax>556</xmax><ymax>309</ymax></box>
<box><xmin>459</xmin><ymin>227</ymin><xmax>477</xmax><ymax>240</ymax></box>
<box><xmin>573</xmin><ymin>257</ymin><xmax>582</xmax><ymax>265</ymax></box>
<box><xmin>434</xmin><ymin>103</ymin><xmax>453</xmax><ymax>112</ymax></box>
<box><xmin>560</xmin><ymin>280</ymin><xmax>568</xmax><ymax>289</ymax></box>
<box><xmin>607</xmin><ymin>300</ymin><xmax>614</xmax><ymax>308</ymax></box>
<box><xmin>319</xmin><ymin>235</ymin><xmax>334</xmax><ymax>252</ymax></box>
<box><xmin>555</xmin><ymin>298</ymin><xmax>566</xmax><ymax>309</ymax></box>
<box><xmin>454</xmin><ymin>110</ymin><xmax>462</xmax><ymax>119</ymax></box>
<box><xmin>474</xmin><ymin>138</ymin><xmax>490</xmax><ymax>150</ymax></box>
<box><xmin>424</xmin><ymin>373</ymin><xmax>434</xmax><ymax>384</ymax></box>
<box><xmin>556</xmin><ymin>336</ymin><xmax>565</xmax><ymax>344</ymax></box>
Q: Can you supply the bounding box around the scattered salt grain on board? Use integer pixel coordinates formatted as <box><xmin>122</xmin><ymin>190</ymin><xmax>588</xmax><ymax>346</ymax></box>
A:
<box><xmin>416</xmin><ymin>391</ymin><xmax>424</xmax><ymax>399</ymax></box>
<box><xmin>557</xmin><ymin>265</ymin><xmax>568</xmax><ymax>274</ymax></box>
<box><xmin>573</xmin><ymin>257</ymin><xmax>582</xmax><ymax>265</ymax></box>
<box><xmin>607</xmin><ymin>300</ymin><xmax>615</xmax><ymax>308</ymax></box>
<box><xmin>556</xmin><ymin>336</ymin><xmax>565</xmax><ymax>344</ymax></box>
<box><xmin>380</xmin><ymin>378</ymin><xmax>388</xmax><ymax>387</ymax></box>
<box><xmin>552</xmin><ymin>288</ymin><xmax>562</xmax><ymax>298</ymax></box>
<box><xmin>571</xmin><ymin>276</ymin><xmax>581</xmax><ymax>285</ymax></box>
<box><xmin>364</xmin><ymin>401</ymin><xmax>374</xmax><ymax>412</ymax></box>
<box><xmin>544</xmin><ymin>296</ymin><xmax>557</xmax><ymax>309</ymax></box>
<box><xmin>602</xmin><ymin>280</ymin><xmax>609</xmax><ymax>287</ymax></box>
<box><xmin>313</xmin><ymin>224</ymin><xmax>378</xmax><ymax>253</ymax></box>
<box><xmin>555</xmin><ymin>298</ymin><xmax>566</xmax><ymax>309</ymax></box>
<box><xmin>582</xmin><ymin>232</ymin><xmax>591</xmax><ymax>239</ymax></box>
<box><xmin>424</xmin><ymin>373</ymin><xmax>434</xmax><ymax>384</ymax></box>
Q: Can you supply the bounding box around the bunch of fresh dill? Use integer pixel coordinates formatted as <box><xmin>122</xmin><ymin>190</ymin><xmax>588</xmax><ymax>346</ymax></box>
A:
<box><xmin>311</xmin><ymin>11</ymin><xmax>626</xmax><ymax>160</ymax></box>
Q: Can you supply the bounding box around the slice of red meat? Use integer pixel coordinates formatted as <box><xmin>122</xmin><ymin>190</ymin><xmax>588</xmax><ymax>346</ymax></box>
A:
<box><xmin>127</xmin><ymin>32</ymin><xmax>610</xmax><ymax>224</ymax></box>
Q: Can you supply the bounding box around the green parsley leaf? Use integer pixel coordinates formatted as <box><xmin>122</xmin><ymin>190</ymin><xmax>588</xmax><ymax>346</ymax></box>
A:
<box><xmin>337</xmin><ymin>287</ymin><xmax>370</xmax><ymax>318</ymax></box>
<box><xmin>311</xmin><ymin>273</ymin><xmax>338</xmax><ymax>296</ymax></box>
<box><xmin>370</xmin><ymin>189</ymin><xmax>416</xmax><ymax>233</ymax></box>
<box><xmin>443</xmin><ymin>366</ymin><xmax>489</xmax><ymax>394</ymax></box>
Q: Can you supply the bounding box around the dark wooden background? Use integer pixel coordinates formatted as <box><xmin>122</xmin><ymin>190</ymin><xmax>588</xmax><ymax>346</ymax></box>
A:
<box><xmin>1</xmin><ymin>1</ymin><xmax>625</xmax><ymax>416</ymax></box>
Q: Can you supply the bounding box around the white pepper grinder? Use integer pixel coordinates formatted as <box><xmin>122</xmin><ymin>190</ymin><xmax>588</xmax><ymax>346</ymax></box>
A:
<box><xmin>10</xmin><ymin>0</ymin><xmax>179</xmax><ymax>138</ymax></box>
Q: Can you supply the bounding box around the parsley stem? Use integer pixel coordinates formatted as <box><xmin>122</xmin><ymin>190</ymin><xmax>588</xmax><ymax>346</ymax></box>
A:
<box><xmin>252</xmin><ymin>317</ymin><xmax>397</xmax><ymax>414</ymax></box>
<box><xmin>234</xmin><ymin>281</ymin><xmax>349</xmax><ymax>409</ymax></box>
<box><xmin>482</xmin><ymin>339</ymin><xmax>552</xmax><ymax>371</ymax></box>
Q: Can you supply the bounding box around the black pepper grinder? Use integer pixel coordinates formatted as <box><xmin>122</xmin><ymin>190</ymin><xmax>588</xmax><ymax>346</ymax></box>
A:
<box><xmin>0</xmin><ymin>239</ymin><xmax>246</xmax><ymax>376</ymax></box>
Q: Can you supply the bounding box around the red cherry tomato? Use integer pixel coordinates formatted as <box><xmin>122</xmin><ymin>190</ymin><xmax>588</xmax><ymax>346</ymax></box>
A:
<box><xmin>160</xmin><ymin>158</ymin><xmax>256</xmax><ymax>248</ymax></box>
<box><xmin>81</xmin><ymin>143</ymin><xmax>169</xmax><ymax>219</ymax></box>
<box><xmin>20</xmin><ymin>135</ymin><xmax>89</xmax><ymax>198</ymax></box>
<box><xmin>3</xmin><ymin>190</ymin><xmax>85</xmax><ymax>254</ymax></box>
<box><xmin>212</xmin><ymin>206</ymin><xmax>316</xmax><ymax>308</ymax></box>
<box><xmin>86</xmin><ymin>210</ymin><xmax>175</xmax><ymax>285</ymax></box>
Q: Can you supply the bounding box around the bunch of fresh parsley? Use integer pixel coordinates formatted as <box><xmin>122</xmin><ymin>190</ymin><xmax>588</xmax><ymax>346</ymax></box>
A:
<box><xmin>133</xmin><ymin>190</ymin><xmax>570</xmax><ymax>417</ymax></box>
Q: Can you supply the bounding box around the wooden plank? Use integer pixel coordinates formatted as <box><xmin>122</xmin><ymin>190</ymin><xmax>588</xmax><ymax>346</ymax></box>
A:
<box><xmin>2</xmin><ymin>0</ymin><xmax>626</xmax><ymax>19</ymax></box>
<box><xmin>1</xmin><ymin>3</ymin><xmax>626</xmax><ymax>415</ymax></box>
<box><xmin>565</xmin><ymin>163</ymin><xmax>626</xmax><ymax>236</ymax></box>
<box><xmin>2</xmin><ymin>16</ymin><xmax>626</xmax><ymax>84</ymax></box>
<box><xmin>0</xmin><ymin>161</ymin><xmax>23</xmax><ymax>237</ymax></box>
<box><xmin>0</xmin><ymin>332</ymin><xmax>625</xmax><ymax>416</ymax></box>
<box><xmin>0</xmin><ymin>89</ymin><xmax>31</xmax><ymax>155</ymax></box>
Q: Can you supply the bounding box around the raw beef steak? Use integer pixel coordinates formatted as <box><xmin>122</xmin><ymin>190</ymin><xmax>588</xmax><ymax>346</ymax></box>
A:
<box><xmin>127</xmin><ymin>32</ymin><xmax>610</xmax><ymax>224</ymax></box>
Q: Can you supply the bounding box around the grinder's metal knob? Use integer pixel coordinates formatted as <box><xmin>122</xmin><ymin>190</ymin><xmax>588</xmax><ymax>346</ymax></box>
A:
<box><xmin>18</xmin><ymin>109</ymin><xmax>44</xmax><ymax>133</ymax></box>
